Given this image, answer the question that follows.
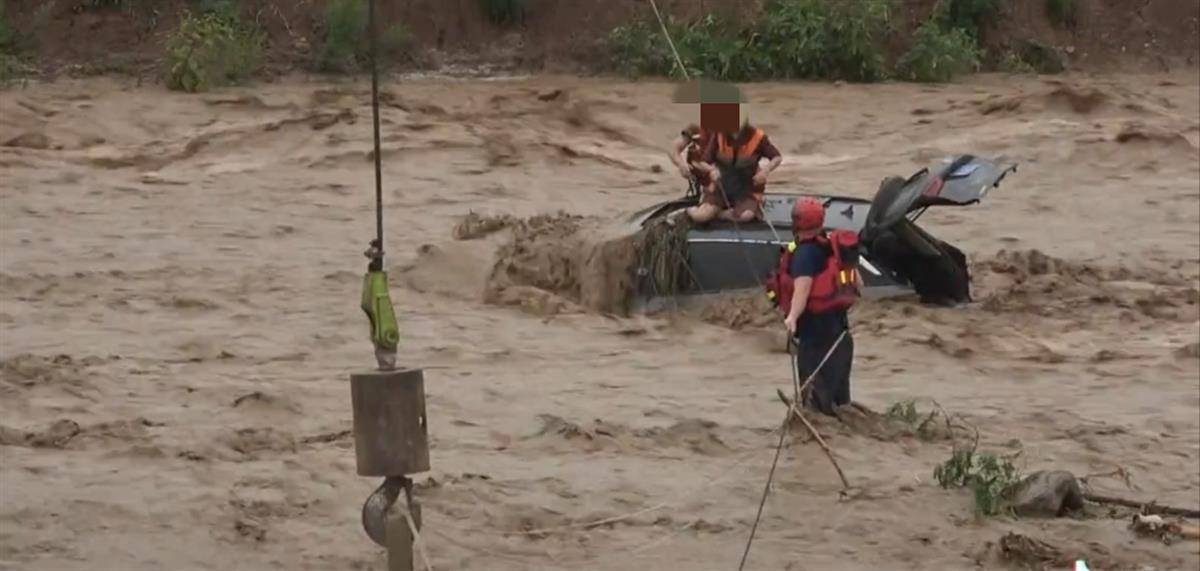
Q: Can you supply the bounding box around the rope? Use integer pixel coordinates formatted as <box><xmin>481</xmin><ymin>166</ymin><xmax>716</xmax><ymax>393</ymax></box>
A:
<box><xmin>736</xmin><ymin>332</ymin><xmax>848</xmax><ymax>571</ymax></box>
<box><xmin>404</xmin><ymin>507</ymin><xmax>435</xmax><ymax>571</ymax></box>
<box><xmin>367</xmin><ymin>0</ymin><xmax>384</xmax><ymax>260</ymax></box>
<box><xmin>648</xmin><ymin>0</ymin><xmax>689</xmax><ymax>80</ymax></box>
<box><xmin>643</xmin><ymin>2</ymin><xmax>857</xmax><ymax>569</ymax></box>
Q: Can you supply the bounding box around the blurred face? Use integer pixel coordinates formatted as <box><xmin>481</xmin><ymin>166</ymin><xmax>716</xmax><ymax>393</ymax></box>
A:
<box><xmin>700</xmin><ymin>103</ymin><xmax>739</xmax><ymax>133</ymax></box>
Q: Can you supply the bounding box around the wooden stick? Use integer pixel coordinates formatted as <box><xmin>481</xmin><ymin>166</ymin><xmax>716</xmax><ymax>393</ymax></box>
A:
<box><xmin>776</xmin><ymin>389</ymin><xmax>851</xmax><ymax>490</ymax></box>
<box><xmin>1084</xmin><ymin>493</ymin><xmax>1200</xmax><ymax>519</ymax></box>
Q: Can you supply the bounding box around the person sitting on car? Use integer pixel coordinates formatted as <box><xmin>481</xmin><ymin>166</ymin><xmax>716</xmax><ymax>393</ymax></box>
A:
<box><xmin>689</xmin><ymin>109</ymin><xmax>783</xmax><ymax>224</ymax></box>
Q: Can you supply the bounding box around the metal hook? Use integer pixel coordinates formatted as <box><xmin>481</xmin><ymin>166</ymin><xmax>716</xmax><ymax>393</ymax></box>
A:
<box><xmin>361</xmin><ymin>476</ymin><xmax>407</xmax><ymax>547</ymax></box>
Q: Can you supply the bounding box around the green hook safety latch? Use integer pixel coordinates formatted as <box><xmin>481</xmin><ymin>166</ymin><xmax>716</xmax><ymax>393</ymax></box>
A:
<box><xmin>362</xmin><ymin>240</ymin><xmax>399</xmax><ymax>370</ymax></box>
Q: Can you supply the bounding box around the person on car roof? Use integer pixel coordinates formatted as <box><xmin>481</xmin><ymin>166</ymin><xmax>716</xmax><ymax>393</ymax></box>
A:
<box><xmin>689</xmin><ymin>106</ymin><xmax>782</xmax><ymax>224</ymax></box>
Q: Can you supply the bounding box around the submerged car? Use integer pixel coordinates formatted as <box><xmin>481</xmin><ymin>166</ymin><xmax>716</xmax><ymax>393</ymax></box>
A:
<box><xmin>626</xmin><ymin>154</ymin><xmax>1018</xmax><ymax>312</ymax></box>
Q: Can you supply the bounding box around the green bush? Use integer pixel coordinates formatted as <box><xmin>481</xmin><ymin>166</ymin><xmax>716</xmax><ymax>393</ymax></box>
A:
<box><xmin>316</xmin><ymin>0</ymin><xmax>412</xmax><ymax>73</ymax></box>
<box><xmin>607</xmin><ymin>0</ymin><xmax>891</xmax><ymax>82</ymax></box>
<box><xmin>0</xmin><ymin>2</ymin><xmax>13</xmax><ymax>54</ymax></box>
<box><xmin>165</xmin><ymin>9</ymin><xmax>263</xmax><ymax>92</ymax></box>
<box><xmin>1045</xmin><ymin>0</ymin><xmax>1077</xmax><ymax>28</ymax></box>
<box><xmin>607</xmin><ymin>19</ymin><xmax>675</xmax><ymax>78</ymax></box>
<box><xmin>897</xmin><ymin>21</ymin><xmax>981</xmax><ymax>82</ymax></box>
<box><xmin>997</xmin><ymin>51</ymin><xmax>1036</xmax><ymax>74</ymax></box>
<box><xmin>934</xmin><ymin>447</ymin><xmax>1022</xmax><ymax>516</ymax></box>
<box><xmin>751</xmin><ymin>0</ymin><xmax>891</xmax><ymax>82</ymax></box>
<box><xmin>480</xmin><ymin>0</ymin><xmax>525</xmax><ymax>26</ymax></box>
<box><xmin>933</xmin><ymin>0</ymin><xmax>999</xmax><ymax>40</ymax></box>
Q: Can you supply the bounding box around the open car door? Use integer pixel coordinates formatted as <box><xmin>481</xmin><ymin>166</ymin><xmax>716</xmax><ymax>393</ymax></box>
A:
<box><xmin>860</xmin><ymin>155</ymin><xmax>1017</xmax><ymax>305</ymax></box>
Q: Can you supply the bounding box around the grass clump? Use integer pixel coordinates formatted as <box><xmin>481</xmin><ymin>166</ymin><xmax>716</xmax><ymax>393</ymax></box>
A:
<box><xmin>932</xmin><ymin>0</ymin><xmax>999</xmax><ymax>41</ymax></box>
<box><xmin>315</xmin><ymin>0</ymin><xmax>412</xmax><ymax>73</ymax></box>
<box><xmin>165</xmin><ymin>3</ymin><xmax>263</xmax><ymax>92</ymax></box>
<box><xmin>897</xmin><ymin>22</ymin><xmax>981</xmax><ymax>82</ymax></box>
<box><xmin>608</xmin><ymin>0</ymin><xmax>891</xmax><ymax>82</ymax></box>
<box><xmin>934</xmin><ymin>446</ymin><xmax>1023</xmax><ymax>516</ymax></box>
<box><xmin>997</xmin><ymin>51</ymin><xmax>1036</xmax><ymax>74</ymax></box>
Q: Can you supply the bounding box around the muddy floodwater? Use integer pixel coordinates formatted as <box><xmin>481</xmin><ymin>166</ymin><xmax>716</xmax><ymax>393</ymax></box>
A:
<box><xmin>1</xmin><ymin>72</ymin><xmax>1198</xmax><ymax>570</ymax></box>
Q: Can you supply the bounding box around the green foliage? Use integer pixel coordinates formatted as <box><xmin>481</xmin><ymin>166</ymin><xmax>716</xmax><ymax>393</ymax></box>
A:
<box><xmin>998</xmin><ymin>51</ymin><xmax>1036</xmax><ymax>74</ymax></box>
<box><xmin>607</xmin><ymin>19</ymin><xmax>675</xmax><ymax>78</ymax></box>
<box><xmin>480</xmin><ymin>0</ymin><xmax>525</xmax><ymax>26</ymax></box>
<box><xmin>932</xmin><ymin>0</ymin><xmax>999</xmax><ymax>40</ymax></box>
<box><xmin>897</xmin><ymin>22</ymin><xmax>981</xmax><ymax>82</ymax></box>
<box><xmin>1045</xmin><ymin>0</ymin><xmax>1077</xmax><ymax>28</ymax></box>
<box><xmin>934</xmin><ymin>447</ymin><xmax>1023</xmax><ymax>516</ymax></box>
<box><xmin>0</xmin><ymin>2</ymin><xmax>14</xmax><ymax>54</ymax></box>
<box><xmin>886</xmin><ymin>400</ymin><xmax>919</xmax><ymax>424</ymax></box>
<box><xmin>316</xmin><ymin>0</ymin><xmax>412</xmax><ymax>73</ymax></box>
<box><xmin>165</xmin><ymin>8</ymin><xmax>263</xmax><ymax>92</ymax></box>
<box><xmin>750</xmin><ymin>0</ymin><xmax>892</xmax><ymax>82</ymax></box>
<box><xmin>607</xmin><ymin>0</ymin><xmax>892</xmax><ymax>82</ymax></box>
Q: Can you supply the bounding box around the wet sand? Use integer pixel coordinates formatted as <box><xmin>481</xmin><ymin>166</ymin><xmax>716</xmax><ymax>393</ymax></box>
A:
<box><xmin>1</xmin><ymin>71</ymin><xmax>1198</xmax><ymax>570</ymax></box>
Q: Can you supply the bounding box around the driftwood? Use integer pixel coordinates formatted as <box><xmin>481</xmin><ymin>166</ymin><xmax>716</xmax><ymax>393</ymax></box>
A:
<box><xmin>775</xmin><ymin>389</ymin><xmax>851</xmax><ymax>490</ymax></box>
<box><xmin>1084</xmin><ymin>493</ymin><xmax>1200</xmax><ymax>519</ymax></box>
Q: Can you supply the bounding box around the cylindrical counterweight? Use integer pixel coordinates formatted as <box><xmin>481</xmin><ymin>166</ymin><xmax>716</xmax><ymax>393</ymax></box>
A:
<box><xmin>350</xmin><ymin>368</ymin><xmax>430</xmax><ymax>477</ymax></box>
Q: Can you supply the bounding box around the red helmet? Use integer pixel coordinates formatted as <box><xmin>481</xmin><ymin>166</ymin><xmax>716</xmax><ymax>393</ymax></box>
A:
<box><xmin>791</xmin><ymin>198</ymin><xmax>825</xmax><ymax>231</ymax></box>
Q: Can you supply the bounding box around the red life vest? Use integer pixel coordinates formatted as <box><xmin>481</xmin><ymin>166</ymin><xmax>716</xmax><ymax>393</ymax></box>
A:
<box><xmin>765</xmin><ymin>230</ymin><xmax>862</xmax><ymax>315</ymax></box>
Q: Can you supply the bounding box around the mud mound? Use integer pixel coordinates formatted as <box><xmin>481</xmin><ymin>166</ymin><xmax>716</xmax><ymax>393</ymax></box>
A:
<box><xmin>699</xmin><ymin>292</ymin><xmax>777</xmax><ymax>330</ymax></box>
<box><xmin>973</xmin><ymin>532</ymin><xmax>1137</xmax><ymax>571</ymax></box>
<box><xmin>974</xmin><ymin>249</ymin><xmax>1198</xmax><ymax>322</ymax></box>
<box><xmin>3</xmin><ymin>132</ymin><xmax>53</xmax><ymax>150</ymax></box>
<box><xmin>978</xmin><ymin>84</ymin><xmax>1110</xmax><ymax>116</ymax></box>
<box><xmin>1114</xmin><ymin>121</ymin><xmax>1196</xmax><ymax>151</ymax></box>
<box><xmin>797</xmin><ymin>402</ymin><xmax>967</xmax><ymax>443</ymax></box>
<box><xmin>0</xmin><ymin>417</ymin><xmax>162</xmax><ymax>450</ymax></box>
<box><xmin>0</xmin><ymin>354</ymin><xmax>112</xmax><ymax>395</ymax></box>
<box><xmin>530</xmin><ymin>414</ymin><xmax>733</xmax><ymax>456</ymax></box>
<box><xmin>453</xmin><ymin>211</ymin><xmax>517</xmax><ymax>240</ymax></box>
<box><xmin>483</xmin><ymin>213</ymin><xmax>641</xmax><ymax>316</ymax></box>
<box><xmin>222</xmin><ymin>427</ymin><xmax>299</xmax><ymax>460</ymax></box>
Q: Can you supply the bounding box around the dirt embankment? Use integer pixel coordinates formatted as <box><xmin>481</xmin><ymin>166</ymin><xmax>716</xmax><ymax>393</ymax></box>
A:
<box><xmin>4</xmin><ymin>0</ymin><xmax>1198</xmax><ymax>77</ymax></box>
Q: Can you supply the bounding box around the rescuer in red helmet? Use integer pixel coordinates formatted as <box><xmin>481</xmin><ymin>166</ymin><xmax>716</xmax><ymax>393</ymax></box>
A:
<box><xmin>783</xmin><ymin>198</ymin><xmax>862</xmax><ymax>415</ymax></box>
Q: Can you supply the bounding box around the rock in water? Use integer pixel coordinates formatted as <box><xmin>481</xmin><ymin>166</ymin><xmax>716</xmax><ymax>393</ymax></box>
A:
<box><xmin>1012</xmin><ymin>470</ymin><xmax>1085</xmax><ymax>517</ymax></box>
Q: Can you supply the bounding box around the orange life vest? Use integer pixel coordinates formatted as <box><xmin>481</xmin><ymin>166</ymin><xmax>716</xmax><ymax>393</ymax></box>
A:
<box><xmin>715</xmin><ymin>128</ymin><xmax>765</xmax><ymax>169</ymax></box>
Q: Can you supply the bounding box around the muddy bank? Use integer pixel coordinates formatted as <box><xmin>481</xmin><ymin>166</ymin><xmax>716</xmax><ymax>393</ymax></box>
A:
<box><xmin>478</xmin><ymin>212</ymin><xmax>643</xmax><ymax>316</ymax></box>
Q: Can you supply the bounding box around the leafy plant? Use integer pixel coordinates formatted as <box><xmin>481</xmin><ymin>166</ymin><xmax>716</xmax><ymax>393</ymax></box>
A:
<box><xmin>1045</xmin><ymin>0</ymin><xmax>1077</xmax><ymax>29</ymax></box>
<box><xmin>165</xmin><ymin>8</ymin><xmax>263</xmax><ymax>92</ymax></box>
<box><xmin>934</xmin><ymin>447</ymin><xmax>1023</xmax><ymax>516</ymax></box>
<box><xmin>607</xmin><ymin>19</ymin><xmax>675</xmax><ymax>78</ymax></box>
<box><xmin>750</xmin><ymin>0</ymin><xmax>892</xmax><ymax>82</ymax></box>
<box><xmin>607</xmin><ymin>0</ymin><xmax>892</xmax><ymax>82</ymax></box>
<box><xmin>932</xmin><ymin>0</ymin><xmax>999</xmax><ymax>40</ymax></box>
<box><xmin>0</xmin><ymin>1</ymin><xmax>14</xmax><ymax>55</ymax></box>
<box><xmin>886</xmin><ymin>400</ymin><xmax>920</xmax><ymax>424</ymax></box>
<box><xmin>897</xmin><ymin>22</ymin><xmax>981</xmax><ymax>82</ymax></box>
<box><xmin>316</xmin><ymin>0</ymin><xmax>412</xmax><ymax>73</ymax></box>
<box><xmin>997</xmin><ymin>51</ymin><xmax>1036</xmax><ymax>74</ymax></box>
<box><xmin>481</xmin><ymin>0</ymin><xmax>525</xmax><ymax>26</ymax></box>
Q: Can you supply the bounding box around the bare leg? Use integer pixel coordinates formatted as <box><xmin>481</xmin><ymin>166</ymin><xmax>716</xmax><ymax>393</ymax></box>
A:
<box><xmin>686</xmin><ymin>203</ymin><xmax>719</xmax><ymax>223</ymax></box>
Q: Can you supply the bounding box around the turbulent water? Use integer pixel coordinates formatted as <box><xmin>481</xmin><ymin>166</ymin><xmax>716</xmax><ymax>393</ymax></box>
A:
<box><xmin>1</xmin><ymin>72</ymin><xmax>1198</xmax><ymax>570</ymax></box>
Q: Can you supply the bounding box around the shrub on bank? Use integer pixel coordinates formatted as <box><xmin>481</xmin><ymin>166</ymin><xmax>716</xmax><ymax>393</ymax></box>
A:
<box><xmin>315</xmin><ymin>0</ymin><xmax>412</xmax><ymax>73</ymax></box>
<box><xmin>608</xmin><ymin>0</ymin><xmax>891</xmax><ymax>82</ymax></box>
<box><xmin>165</xmin><ymin>5</ymin><xmax>263</xmax><ymax>92</ymax></box>
<box><xmin>1045</xmin><ymin>0</ymin><xmax>1077</xmax><ymax>29</ymax></box>
<box><xmin>751</xmin><ymin>0</ymin><xmax>892</xmax><ymax>82</ymax></box>
<box><xmin>896</xmin><ymin>22</ymin><xmax>981</xmax><ymax>82</ymax></box>
<box><xmin>932</xmin><ymin>0</ymin><xmax>999</xmax><ymax>41</ymax></box>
